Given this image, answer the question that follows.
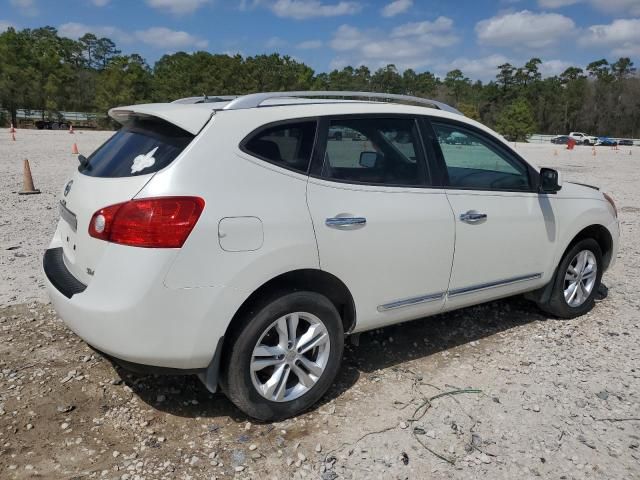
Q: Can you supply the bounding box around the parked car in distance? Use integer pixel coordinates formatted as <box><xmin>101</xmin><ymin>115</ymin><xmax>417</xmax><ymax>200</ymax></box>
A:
<box><xmin>595</xmin><ymin>137</ymin><xmax>618</xmax><ymax>147</ymax></box>
<box><xmin>618</xmin><ymin>139</ymin><xmax>634</xmax><ymax>146</ymax></box>
<box><xmin>550</xmin><ymin>135</ymin><xmax>571</xmax><ymax>145</ymax></box>
<box><xmin>43</xmin><ymin>91</ymin><xmax>620</xmax><ymax>421</ymax></box>
<box><xmin>328</xmin><ymin>126</ymin><xmax>343</xmax><ymax>141</ymax></box>
<box><xmin>569</xmin><ymin>132</ymin><xmax>597</xmax><ymax>145</ymax></box>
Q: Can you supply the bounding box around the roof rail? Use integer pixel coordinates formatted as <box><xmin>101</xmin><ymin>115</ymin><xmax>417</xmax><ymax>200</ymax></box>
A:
<box><xmin>221</xmin><ymin>91</ymin><xmax>463</xmax><ymax>115</ymax></box>
<box><xmin>171</xmin><ymin>95</ymin><xmax>238</xmax><ymax>104</ymax></box>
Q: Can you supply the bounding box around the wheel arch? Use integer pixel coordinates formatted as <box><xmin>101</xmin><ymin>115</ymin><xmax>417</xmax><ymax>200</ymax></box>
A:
<box><xmin>200</xmin><ymin>268</ymin><xmax>356</xmax><ymax>394</ymax></box>
<box><xmin>226</xmin><ymin>268</ymin><xmax>357</xmax><ymax>339</ymax></box>
<box><xmin>565</xmin><ymin>224</ymin><xmax>613</xmax><ymax>270</ymax></box>
<box><xmin>526</xmin><ymin>223</ymin><xmax>613</xmax><ymax>305</ymax></box>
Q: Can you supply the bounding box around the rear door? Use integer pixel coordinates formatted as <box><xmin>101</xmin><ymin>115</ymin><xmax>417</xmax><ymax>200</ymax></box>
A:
<box><xmin>306</xmin><ymin>115</ymin><xmax>455</xmax><ymax>331</ymax></box>
<box><xmin>426</xmin><ymin>119</ymin><xmax>554</xmax><ymax>309</ymax></box>
<box><xmin>55</xmin><ymin>115</ymin><xmax>194</xmax><ymax>285</ymax></box>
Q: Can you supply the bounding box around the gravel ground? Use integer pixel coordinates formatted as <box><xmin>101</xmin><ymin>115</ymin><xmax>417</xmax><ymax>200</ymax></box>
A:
<box><xmin>1</xmin><ymin>129</ymin><xmax>639</xmax><ymax>479</ymax></box>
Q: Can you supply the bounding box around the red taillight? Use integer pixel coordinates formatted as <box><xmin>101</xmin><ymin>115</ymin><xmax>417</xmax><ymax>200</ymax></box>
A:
<box><xmin>89</xmin><ymin>197</ymin><xmax>205</xmax><ymax>248</ymax></box>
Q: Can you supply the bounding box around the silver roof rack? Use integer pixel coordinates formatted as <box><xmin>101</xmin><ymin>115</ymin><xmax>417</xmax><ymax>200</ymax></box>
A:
<box><xmin>171</xmin><ymin>95</ymin><xmax>238</xmax><ymax>104</ymax></box>
<box><xmin>222</xmin><ymin>91</ymin><xmax>463</xmax><ymax>115</ymax></box>
<box><xmin>171</xmin><ymin>91</ymin><xmax>462</xmax><ymax>115</ymax></box>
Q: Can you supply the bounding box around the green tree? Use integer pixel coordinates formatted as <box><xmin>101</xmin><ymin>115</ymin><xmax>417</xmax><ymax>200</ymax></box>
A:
<box><xmin>495</xmin><ymin>98</ymin><xmax>536</xmax><ymax>141</ymax></box>
<box><xmin>95</xmin><ymin>54</ymin><xmax>152</xmax><ymax>113</ymax></box>
<box><xmin>444</xmin><ymin>69</ymin><xmax>469</xmax><ymax>105</ymax></box>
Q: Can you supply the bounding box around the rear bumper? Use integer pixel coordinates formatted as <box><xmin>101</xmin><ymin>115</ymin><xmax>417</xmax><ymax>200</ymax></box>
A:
<box><xmin>43</xmin><ymin>243</ymin><xmax>237</xmax><ymax>370</ymax></box>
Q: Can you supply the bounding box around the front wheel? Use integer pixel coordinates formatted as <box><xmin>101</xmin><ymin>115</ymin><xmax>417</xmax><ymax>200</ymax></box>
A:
<box><xmin>538</xmin><ymin>238</ymin><xmax>603</xmax><ymax>319</ymax></box>
<box><xmin>220</xmin><ymin>291</ymin><xmax>344</xmax><ymax>421</ymax></box>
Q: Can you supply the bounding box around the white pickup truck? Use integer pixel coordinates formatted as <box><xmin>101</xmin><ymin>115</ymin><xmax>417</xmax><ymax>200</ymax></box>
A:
<box><xmin>569</xmin><ymin>132</ymin><xmax>598</xmax><ymax>145</ymax></box>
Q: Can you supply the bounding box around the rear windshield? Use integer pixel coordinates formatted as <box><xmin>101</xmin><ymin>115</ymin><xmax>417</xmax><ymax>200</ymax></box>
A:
<box><xmin>79</xmin><ymin>117</ymin><xmax>194</xmax><ymax>178</ymax></box>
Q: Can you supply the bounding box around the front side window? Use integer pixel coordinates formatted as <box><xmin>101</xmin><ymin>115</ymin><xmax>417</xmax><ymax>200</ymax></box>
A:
<box><xmin>243</xmin><ymin>121</ymin><xmax>316</xmax><ymax>174</ymax></box>
<box><xmin>321</xmin><ymin>117</ymin><xmax>425</xmax><ymax>186</ymax></box>
<box><xmin>433</xmin><ymin>122</ymin><xmax>531</xmax><ymax>191</ymax></box>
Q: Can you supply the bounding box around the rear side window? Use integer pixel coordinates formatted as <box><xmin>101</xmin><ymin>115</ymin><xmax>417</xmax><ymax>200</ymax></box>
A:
<box><xmin>80</xmin><ymin>117</ymin><xmax>193</xmax><ymax>178</ymax></box>
<box><xmin>321</xmin><ymin>117</ymin><xmax>425</xmax><ymax>186</ymax></box>
<box><xmin>242</xmin><ymin>121</ymin><xmax>316</xmax><ymax>174</ymax></box>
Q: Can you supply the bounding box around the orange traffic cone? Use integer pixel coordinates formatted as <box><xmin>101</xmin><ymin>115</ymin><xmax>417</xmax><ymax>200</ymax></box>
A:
<box><xmin>69</xmin><ymin>124</ymin><xmax>74</xmax><ymax>134</ymax></box>
<box><xmin>9</xmin><ymin>123</ymin><xmax>16</xmax><ymax>133</ymax></box>
<box><xmin>71</xmin><ymin>143</ymin><xmax>79</xmax><ymax>155</ymax></box>
<box><xmin>19</xmin><ymin>159</ymin><xmax>40</xmax><ymax>195</ymax></box>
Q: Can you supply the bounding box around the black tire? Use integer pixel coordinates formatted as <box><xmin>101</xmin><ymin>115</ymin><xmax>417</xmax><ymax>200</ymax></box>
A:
<box><xmin>538</xmin><ymin>238</ymin><xmax>603</xmax><ymax>319</ymax></box>
<box><xmin>220</xmin><ymin>291</ymin><xmax>344</xmax><ymax>421</ymax></box>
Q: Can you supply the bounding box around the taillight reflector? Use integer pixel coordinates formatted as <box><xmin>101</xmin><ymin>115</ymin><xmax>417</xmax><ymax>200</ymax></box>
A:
<box><xmin>89</xmin><ymin>197</ymin><xmax>205</xmax><ymax>248</ymax></box>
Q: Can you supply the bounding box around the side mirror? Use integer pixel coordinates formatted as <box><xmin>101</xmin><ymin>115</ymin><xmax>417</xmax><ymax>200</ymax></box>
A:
<box><xmin>539</xmin><ymin>167</ymin><xmax>562</xmax><ymax>193</ymax></box>
<box><xmin>359</xmin><ymin>151</ymin><xmax>378</xmax><ymax>168</ymax></box>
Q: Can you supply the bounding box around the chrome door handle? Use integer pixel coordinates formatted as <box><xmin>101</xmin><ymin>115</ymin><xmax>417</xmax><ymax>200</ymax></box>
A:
<box><xmin>459</xmin><ymin>211</ymin><xmax>487</xmax><ymax>223</ymax></box>
<box><xmin>325</xmin><ymin>217</ymin><xmax>367</xmax><ymax>228</ymax></box>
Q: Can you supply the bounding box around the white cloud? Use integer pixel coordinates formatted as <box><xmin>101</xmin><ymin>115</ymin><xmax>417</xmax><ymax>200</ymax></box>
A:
<box><xmin>136</xmin><ymin>27</ymin><xmax>209</xmax><ymax>49</ymax></box>
<box><xmin>329</xmin><ymin>18</ymin><xmax>459</xmax><ymax>70</ymax></box>
<box><xmin>539</xmin><ymin>59</ymin><xmax>574</xmax><ymax>76</ymax></box>
<box><xmin>436</xmin><ymin>54</ymin><xmax>511</xmax><ymax>81</ymax></box>
<box><xmin>538</xmin><ymin>0</ymin><xmax>580</xmax><ymax>6</ymax></box>
<box><xmin>58</xmin><ymin>22</ymin><xmax>133</xmax><ymax>43</ymax></box>
<box><xmin>391</xmin><ymin>16</ymin><xmax>454</xmax><ymax>37</ymax></box>
<box><xmin>539</xmin><ymin>0</ymin><xmax>640</xmax><ymax>14</ymax></box>
<box><xmin>58</xmin><ymin>23</ymin><xmax>208</xmax><ymax>51</ymax></box>
<box><xmin>476</xmin><ymin>10</ymin><xmax>576</xmax><ymax>49</ymax></box>
<box><xmin>9</xmin><ymin>0</ymin><xmax>38</xmax><ymax>16</ymax></box>
<box><xmin>268</xmin><ymin>0</ymin><xmax>362</xmax><ymax>19</ymax></box>
<box><xmin>381</xmin><ymin>0</ymin><xmax>412</xmax><ymax>18</ymax></box>
<box><xmin>90</xmin><ymin>0</ymin><xmax>110</xmax><ymax>6</ymax></box>
<box><xmin>579</xmin><ymin>18</ymin><xmax>640</xmax><ymax>57</ymax></box>
<box><xmin>297</xmin><ymin>39</ymin><xmax>323</xmax><ymax>49</ymax></box>
<box><xmin>145</xmin><ymin>0</ymin><xmax>209</xmax><ymax>15</ymax></box>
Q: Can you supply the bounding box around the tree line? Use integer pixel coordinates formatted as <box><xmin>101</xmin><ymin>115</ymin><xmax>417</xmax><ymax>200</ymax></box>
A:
<box><xmin>1</xmin><ymin>26</ymin><xmax>638</xmax><ymax>139</ymax></box>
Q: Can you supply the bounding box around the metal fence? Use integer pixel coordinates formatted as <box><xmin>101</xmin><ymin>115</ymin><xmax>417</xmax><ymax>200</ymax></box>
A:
<box><xmin>529</xmin><ymin>134</ymin><xmax>639</xmax><ymax>145</ymax></box>
<box><xmin>1</xmin><ymin>108</ymin><xmax>106</xmax><ymax>124</ymax></box>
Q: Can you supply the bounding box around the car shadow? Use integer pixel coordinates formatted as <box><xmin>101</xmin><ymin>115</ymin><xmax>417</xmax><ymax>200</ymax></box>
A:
<box><xmin>112</xmin><ymin>294</ymin><xmax>567</xmax><ymax>422</ymax></box>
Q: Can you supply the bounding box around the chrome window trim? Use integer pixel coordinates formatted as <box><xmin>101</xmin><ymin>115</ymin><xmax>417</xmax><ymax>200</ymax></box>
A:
<box><xmin>378</xmin><ymin>292</ymin><xmax>445</xmax><ymax>312</ymax></box>
<box><xmin>447</xmin><ymin>273</ymin><xmax>542</xmax><ymax>298</ymax></box>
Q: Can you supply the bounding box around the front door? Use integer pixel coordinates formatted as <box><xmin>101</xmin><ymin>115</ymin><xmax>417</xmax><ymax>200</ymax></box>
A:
<box><xmin>428</xmin><ymin>120</ymin><xmax>556</xmax><ymax>309</ymax></box>
<box><xmin>306</xmin><ymin>116</ymin><xmax>455</xmax><ymax>331</ymax></box>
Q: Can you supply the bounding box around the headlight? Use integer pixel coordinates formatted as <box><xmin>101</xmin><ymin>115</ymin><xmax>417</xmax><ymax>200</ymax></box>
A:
<box><xmin>603</xmin><ymin>192</ymin><xmax>617</xmax><ymax>218</ymax></box>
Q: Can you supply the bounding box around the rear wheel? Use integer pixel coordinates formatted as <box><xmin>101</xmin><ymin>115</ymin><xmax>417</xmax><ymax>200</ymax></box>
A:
<box><xmin>220</xmin><ymin>291</ymin><xmax>344</xmax><ymax>421</ymax></box>
<box><xmin>538</xmin><ymin>238</ymin><xmax>603</xmax><ymax>318</ymax></box>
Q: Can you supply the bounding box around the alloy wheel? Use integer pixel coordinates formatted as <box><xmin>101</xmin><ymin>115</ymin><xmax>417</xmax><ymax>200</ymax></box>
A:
<box><xmin>564</xmin><ymin>249</ymin><xmax>598</xmax><ymax>307</ymax></box>
<box><xmin>250</xmin><ymin>312</ymin><xmax>331</xmax><ymax>402</ymax></box>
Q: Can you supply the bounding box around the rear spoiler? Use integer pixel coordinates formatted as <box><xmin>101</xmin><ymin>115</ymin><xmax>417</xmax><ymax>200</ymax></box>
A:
<box><xmin>109</xmin><ymin>104</ymin><xmax>215</xmax><ymax>135</ymax></box>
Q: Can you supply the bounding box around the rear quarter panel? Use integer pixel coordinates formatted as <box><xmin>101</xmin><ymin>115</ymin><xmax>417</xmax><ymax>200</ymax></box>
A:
<box><xmin>138</xmin><ymin>111</ymin><xmax>320</xmax><ymax>292</ymax></box>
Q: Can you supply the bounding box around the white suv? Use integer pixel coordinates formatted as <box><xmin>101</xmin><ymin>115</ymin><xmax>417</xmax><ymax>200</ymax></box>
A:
<box><xmin>44</xmin><ymin>91</ymin><xmax>619</xmax><ymax>420</ymax></box>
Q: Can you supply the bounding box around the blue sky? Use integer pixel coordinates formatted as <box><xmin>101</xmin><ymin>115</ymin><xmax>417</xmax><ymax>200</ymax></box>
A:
<box><xmin>2</xmin><ymin>0</ymin><xmax>639</xmax><ymax>81</ymax></box>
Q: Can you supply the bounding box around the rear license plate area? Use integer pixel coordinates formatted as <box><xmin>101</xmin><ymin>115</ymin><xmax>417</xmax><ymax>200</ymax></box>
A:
<box><xmin>59</xmin><ymin>201</ymin><xmax>77</xmax><ymax>232</ymax></box>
